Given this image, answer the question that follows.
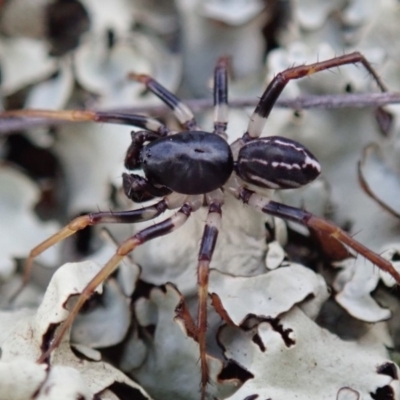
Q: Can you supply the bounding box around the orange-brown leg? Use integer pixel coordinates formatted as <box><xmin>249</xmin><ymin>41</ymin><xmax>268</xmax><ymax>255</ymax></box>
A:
<box><xmin>38</xmin><ymin>201</ymin><xmax>197</xmax><ymax>363</ymax></box>
<box><xmin>245</xmin><ymin>51</ymin><xmax>388</xmax><ymax>140</ymax></box>
<box><xmin>0</xmin><ymin>109</ymin><xmax>171</xmax><ymax>135</ymax></box>
<box><xmin>12</xmin><ymin>200</ymin><xmax>169</xmax><ymax>300</ymax></box>
<box><xmin>235</xmin><ymin>187</ymin><xmax>400</xmax><ymax>283</ymax></box>
<box><xmin>196</xmin><ymin>201</ymin><xmax>222</xmax><ymax>399</ymax></box>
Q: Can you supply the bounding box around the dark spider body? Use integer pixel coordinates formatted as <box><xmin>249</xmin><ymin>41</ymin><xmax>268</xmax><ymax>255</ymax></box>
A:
<box><xmin>140</xmin><ymin>131</ymin><xmax>234</xmax><ymax>195</ymax></box>
<box><xmin>133</xmin><ymin>130</ymin><xmax>319</xmax><ymax>196</ymax></box>
<box><xmin>3</xmin><ymin>52</ymin><xmax>400</xmax><ymax>400</ymax></box>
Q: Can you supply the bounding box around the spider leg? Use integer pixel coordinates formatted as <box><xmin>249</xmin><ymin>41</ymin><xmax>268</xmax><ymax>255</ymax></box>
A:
<box><xmin>129</xmin><ymin>73</ymin><xmax>199</xmax><ymax>131</ymax></box>
<box><xmin>37</xmin><ymin>196</ymin><xmax>202</xmax><ymax>363</ymax></box>
<box><xmin>230</xmin><ymin>185</ymin><xmax>400</xmax><ymax>283</ymax></box>
<box><xmin>213</xmin><ymin>56</ymin><xmax>229</xmax><ymax>137</ymax></box>
<box><xmin>245</xmin><ymin>51</ymin><xmax>388</xmax><ymax>140</ymax></box>
<box><xmin>0</xmin><ymin>109</ymin><xmax>171</xmax><ymax>136</ymax></box>
<box><xmin>197</xmin><ymin>195</ymin><xmax>223</xmax><ymax>398</ymax></box>
<box><xmin>16</xmin><ymin>198</ymin><xmax>171</xmax><ymax>298</ymax></box>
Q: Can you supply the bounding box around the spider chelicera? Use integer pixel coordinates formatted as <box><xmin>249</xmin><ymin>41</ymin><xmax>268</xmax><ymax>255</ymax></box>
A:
<box><xmin>2</xmin><ymin>52</ymin><xmax>400</xmax><ymax>399</ymax></box>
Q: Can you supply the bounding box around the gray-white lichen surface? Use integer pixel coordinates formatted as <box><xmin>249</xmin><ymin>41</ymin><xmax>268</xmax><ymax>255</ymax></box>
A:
<box><xmin>1</xmin><ymin>0</ymin><xmax>400</xmax><ymax>399</ymax></box>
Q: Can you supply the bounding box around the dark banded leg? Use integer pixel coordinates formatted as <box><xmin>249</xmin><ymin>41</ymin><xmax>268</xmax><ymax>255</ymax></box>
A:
<box><xmin>236</xmin><ymin>187</ymin><xmax>400</xmax><ymax>283</ymax></box>
<box><xmin>37</xmin><ymin>200</ymin><xmax>199</xmax><ymax>363</ymax></box>
<box><xmin>213</xmin><ymin>56</ymin><xmax>229</xmax><ymax>137</ymax></box>
<box><xmin>128</xmin><ymin>73</ymin><xmax>199</xmax><ymax>131</ymax></box>
<box><xmin>196</xmin><ymin>201</ymin><xmax>222</xmax><ymax>399</ymax></box>
<box><xmin>15</xmin><ymin>199</ymin><xmax>170</xmax><ymax>298</ymax></box>
<box><xmin>245</xmin><ymin>52</ymin><xmax>388</xmax><ymax>140</ymax></box>
<box><xmin>0</xmin><ymin>110</ymin><xmax>171</xmax><ymax>136</ymax></box>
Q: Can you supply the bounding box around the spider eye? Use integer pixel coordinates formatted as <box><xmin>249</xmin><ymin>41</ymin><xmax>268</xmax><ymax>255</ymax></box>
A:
<box><xmin>236</xmin><ymin>136</ymin><xmax>321</xmax><ymax>189</ymax></box>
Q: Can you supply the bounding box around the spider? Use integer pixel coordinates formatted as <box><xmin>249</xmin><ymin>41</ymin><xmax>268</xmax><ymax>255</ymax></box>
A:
<box><xmin>2</xmin><ymin>52</ymin><xmax>400</xmax><ymax>400</ymax></box>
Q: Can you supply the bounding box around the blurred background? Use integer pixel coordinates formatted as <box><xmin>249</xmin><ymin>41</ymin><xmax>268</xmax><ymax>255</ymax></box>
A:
<box><xmin>1</xmin><ymin>1</ymin><xmax>400</xmax><ymax>399</ymax></box>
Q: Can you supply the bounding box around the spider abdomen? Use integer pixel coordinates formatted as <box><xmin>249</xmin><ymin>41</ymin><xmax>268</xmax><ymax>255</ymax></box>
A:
<box><xmin>142</xmin><ymin>131</ymin><xmax>233</xmax><ymax>195</ymax></box>
<box><xmin>236</xmin><ymin>136</ymin><xmax>321</xmax><ymax>189</ymax></box>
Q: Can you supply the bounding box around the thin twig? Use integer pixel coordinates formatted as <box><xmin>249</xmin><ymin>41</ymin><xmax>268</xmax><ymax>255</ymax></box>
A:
<box><xmin>1</xmin><ymin>92</ymin><xmax>400</xmax><ymax>134</ymax></box>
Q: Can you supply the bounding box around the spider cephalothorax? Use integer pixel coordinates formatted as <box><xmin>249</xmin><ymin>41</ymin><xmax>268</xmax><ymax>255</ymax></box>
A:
<box><xmin>2</xmin><ymin>52</ymin><xmax>400</xmax><ymax>400</ymax></box>
<box><xmin>126</xmin><ymin>130</ymin><xmax>234</xmax><ymax>195</ymax></box>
